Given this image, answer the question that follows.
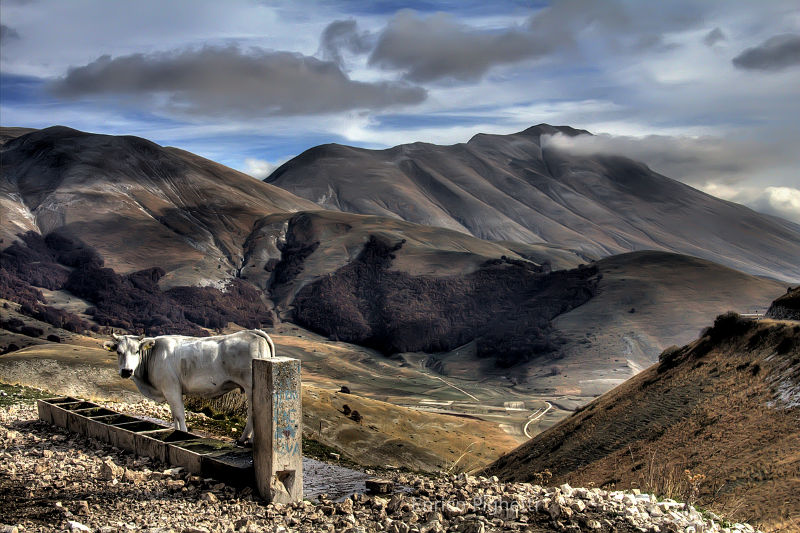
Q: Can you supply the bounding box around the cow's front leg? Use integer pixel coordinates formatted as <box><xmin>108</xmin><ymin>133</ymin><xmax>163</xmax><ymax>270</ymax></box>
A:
<box><xmin>163</xmin><ymin>387</ymin><xmax>188</xmax><ymax>432</ymax></box>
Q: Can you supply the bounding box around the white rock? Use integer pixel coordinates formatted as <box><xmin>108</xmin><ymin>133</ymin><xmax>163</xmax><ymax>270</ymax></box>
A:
<box><xmin>570</xmin><ymin>500</ymin><xmax>586</xmax><ymax>513</ymax></box>
<box><xmin>622</xmin><ymin>493</ymin><xmax>638</xmax><ymax>506</ymax></box>
<box><xmin>442</xmin><ymin>502</ymin><xmax>465</xmax><ymax>519</ymax></box>
<box><xmin>68</xmin><ymin>521</ymin><xmax>91</xmax><ymax>532</ymax></box>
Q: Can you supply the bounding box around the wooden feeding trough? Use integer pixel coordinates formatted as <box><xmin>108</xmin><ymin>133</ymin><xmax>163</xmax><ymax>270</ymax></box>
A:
<box><xmin>37</xmin><ymin>356</ymin><xmax>304</xmax><ymax>503</ymax></box>
<box><xmin>37</xmin><ymin>397</ymin><xmax>255</xmax><ymax>486</ymax></box>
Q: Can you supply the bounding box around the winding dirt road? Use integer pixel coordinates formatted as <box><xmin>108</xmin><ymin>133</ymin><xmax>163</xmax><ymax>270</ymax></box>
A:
<box><xmin>523</xmin><ymin>402</ymin><xmax>552</xmax><ymax>438</ymax></box>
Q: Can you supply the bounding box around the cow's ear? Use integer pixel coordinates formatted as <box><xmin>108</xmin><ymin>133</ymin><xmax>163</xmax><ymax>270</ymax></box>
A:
<box><xmin>103</xmin><ymin>341</ymin><xmax>117</xmax><ymax>352</ymax></box>
<box><xmin>139</xmin><ymin>339</ymin><xmax>155</xmax><ymax>352</ymax></box>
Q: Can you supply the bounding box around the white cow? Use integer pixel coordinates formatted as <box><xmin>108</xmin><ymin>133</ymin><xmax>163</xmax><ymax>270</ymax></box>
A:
<box><xmin>104</xmin><ymin>329</ymin><xmax>276</xmax><ymax>445</ymax></box>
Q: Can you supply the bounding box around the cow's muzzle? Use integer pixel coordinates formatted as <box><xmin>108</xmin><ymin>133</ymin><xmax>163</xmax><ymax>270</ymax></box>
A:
<box><xmin>120</xmin><ymin>369</ymin><xmax>133</xmax><ymax>379</ymax></box>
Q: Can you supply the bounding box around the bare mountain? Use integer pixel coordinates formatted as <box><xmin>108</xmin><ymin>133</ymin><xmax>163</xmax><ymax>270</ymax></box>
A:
<box><xmin>0</xmin><ymin>126</ymin><xmax>592</xmax><ymax>342</ymax></box>
<box><xmin>0</xmin><ymin>126</ymin><xmax>787</xmax><ymax>357</ymax></box>
<box><xmin>485</xmin><ymin>311</ymin><xmax>800</xmax><ymax>530</ymax></box>
<box><xmin>267</xmin><ymin>124</ymin><xmax>800</xmax><ymax>282</ymax></box>
<box><xmin>1</xmin><ymin>126</ymin><xmax>319</xmax><ymax>287</ymax></box>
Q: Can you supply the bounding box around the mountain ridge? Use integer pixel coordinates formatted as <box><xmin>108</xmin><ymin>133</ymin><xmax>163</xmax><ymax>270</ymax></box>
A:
<box><xmin>266</xmin><ymin>124</ymin><xmax>800</xmax><ymax>282</ymax></box>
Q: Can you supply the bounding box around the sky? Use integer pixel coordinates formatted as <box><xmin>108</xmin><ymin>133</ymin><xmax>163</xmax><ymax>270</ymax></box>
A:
<box><xmin>1</xmin><ymin>0</ymin><xmax>799</xmax><ymax>223</ymax></box>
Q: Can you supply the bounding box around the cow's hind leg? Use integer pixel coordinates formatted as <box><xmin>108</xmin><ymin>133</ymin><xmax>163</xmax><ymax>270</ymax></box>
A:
<box><xmin>238</xmin><ymin>382</ymin><xmax>255</xmax><ymax>446</ymax></box>
<box><xmin>163</xmin><ymin>387</ymin><xmax>188</xmax><ymax>432</ymax></box>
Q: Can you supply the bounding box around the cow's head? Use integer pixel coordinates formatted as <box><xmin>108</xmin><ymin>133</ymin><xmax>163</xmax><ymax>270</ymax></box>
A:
<box><xmin>103</xmin><ymin>333</ymin><xmax>155</xmax><ymax>379</ymax></box>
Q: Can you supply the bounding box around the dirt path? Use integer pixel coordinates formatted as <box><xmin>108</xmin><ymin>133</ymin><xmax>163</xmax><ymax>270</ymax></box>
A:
<box><xmin>523</xmin><ymin>402</ymin><xmax>552</xmax><ymax>439</ymax></box>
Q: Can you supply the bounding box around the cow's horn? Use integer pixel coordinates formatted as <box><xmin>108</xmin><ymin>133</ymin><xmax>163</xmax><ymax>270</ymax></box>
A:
<box><xmin>112</xmin><ymin>332</ymin><xmax>121</xmax><ymax>340</ymax></box>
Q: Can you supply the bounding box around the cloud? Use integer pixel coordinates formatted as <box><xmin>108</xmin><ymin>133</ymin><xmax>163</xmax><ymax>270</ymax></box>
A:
<box><xmin>542</xmin><ymin>132</ymin><xmax>771</xmax><ymax>184</ymax></box>
<box><xmin>319</xmin><ymin>19</ymin><xmax>373</xmax><ymax>67</ymax></box>
<box><xmin>362</xmin><ymin>2</ymin><xmax>705</xmax><ymax>83</ymax></box>
<box><xmin>367</xmin><ymin>10</ymin><xmax>549</xmax><ymax>82</ymax></box>
<box><xmin>732</xmin><ymin>34</ymin><xmax>800</xmax><ymax>71</ymax></box>
<box><xmin>703</xmin><ymin>184</ymin><xmax>800</xmax><ymax>224</ymax></box>
<box><xmin>542</xmin><ymin>130</ymin><xmax>800</xmax><ymax>194</ymax></box>
<box><xmin>241</xmin><ymin>157</ymin><xmax>294</xmax><ymax>179</ymax></box>
<box><xmin>243</xmin><ymin>158</ymin><xmax>276</xmax><ymax>179</ymax></box>
<box><xmin>0</xmin><ymin>24</ymin><xmax>20</xmax><ymax>44</ymax></box>
<box><xmin>544</xmin><ymin>132</ymin><xmax>800</xmax><ymax>223</ymax></box>
<box><xmin>703</xmin><ymin>27</ymin><xmax>726</xmax><ymax>47</ymax></box>
<box><xmin>49</xmin><ymin>45</ymin><xmax>426</xmax><ymax>118</ymax></box>
<box><xmin>749</xmin><ymin>186</ymin><xmax>800</xmax><ymax>223</ymax></box>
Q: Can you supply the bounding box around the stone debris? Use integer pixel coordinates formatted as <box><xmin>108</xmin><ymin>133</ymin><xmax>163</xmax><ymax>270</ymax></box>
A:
<box><xmin>365</xmin><ymin>478</ymin><xmax>395</xmax><ymax>494</ymax></box>
<box><xmin>1</xmin><ymin>402</ymin><xmax>764</xmax><ymax>533</ymax></box>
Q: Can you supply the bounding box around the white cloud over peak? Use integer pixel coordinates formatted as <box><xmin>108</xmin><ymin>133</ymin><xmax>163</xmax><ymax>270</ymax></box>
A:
<box><xmin>243</xmin><ymin>158</ymin><xmax>278</xmax><ymax>179</ymax></box>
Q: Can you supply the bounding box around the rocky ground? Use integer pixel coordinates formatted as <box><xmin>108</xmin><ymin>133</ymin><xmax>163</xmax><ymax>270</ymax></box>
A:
<box><xmin>1</xmin><ymin>399</ymin><xmax>761</xmax><ymax>533</ymax></box>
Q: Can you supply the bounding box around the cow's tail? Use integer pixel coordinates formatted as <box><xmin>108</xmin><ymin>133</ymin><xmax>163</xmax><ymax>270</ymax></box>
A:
<box><xmin>252</xmin><ymin>329</ymin><xmax>276</xmax><ymax>359</ymax></box>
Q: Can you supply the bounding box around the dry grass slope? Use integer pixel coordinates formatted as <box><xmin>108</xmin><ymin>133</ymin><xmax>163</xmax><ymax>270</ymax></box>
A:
<box><xmin>485</xmin><ymin>315</ymin><xmax>800</xmax><ymax>531</ymax></box>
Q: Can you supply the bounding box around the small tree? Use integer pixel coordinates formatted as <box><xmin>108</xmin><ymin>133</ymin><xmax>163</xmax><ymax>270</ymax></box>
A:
<box><xmin>350</xmin><ymin>410</ymin><xmax>362</xmax><ymax>424</ymax></box>
<box><xmin>339</xmin><ymin>385</ymin><xmax>351</xmax><ymax>394</ymax></box>
<box><xmin>342</xmin><ymin>404</ymin><xmax>351</xmax><ymax>416</ymax></box>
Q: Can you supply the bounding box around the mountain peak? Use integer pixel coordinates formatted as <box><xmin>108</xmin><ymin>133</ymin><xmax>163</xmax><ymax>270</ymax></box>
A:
<box><xmin>517</xmin><ymin>123</ymin><xmax>592</xmax><ymax>138</ymax></box>
<box><xmin>266</xmin><ymin>124</ymin><xmax>800</xmax><ymax>281</ymax></box>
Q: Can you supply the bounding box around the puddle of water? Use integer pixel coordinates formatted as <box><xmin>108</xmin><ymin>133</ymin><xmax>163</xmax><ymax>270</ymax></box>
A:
<box><xmin>76</xmin><ymin>407</ymin><xmax>117</xmax><ymax>418</ymax></box>
<box><xmin>48</xmin><ymin>397</ymin><xmax>80</xmax><ymax>404</ymax></box>
<box><xmin>113</xmin><ymin>420</ymin><xmax>168</xmax><ymax>432</ymax></box>
<box><xmin>200</xmin><ymin>452</ymin><xmax>373</xmax><ymax>501</ymax></box>
<box><xmin>175</xmin><ymin>439</ymin><xmax>236</xmax><ymax>454</ymax></box>
<box><xmin>302</xmin><ymin>457</ymin><xmax>372</xmax><ymax>501</ymax></box>
<box><xmin>61</xmin><ymin>401</ymin><xmax>99</xmax><ymax>411</ymax></box>
<box><xmin>93</xmin><ymin>414</ymin><xmax>138</xmax><ymax>425</ymax></box>
<box><xmin>211</xmin><ymin>450</ymin><xmax>253</xmax><ymax>469</ymax></box>
<box><xmin>145</xmin><ymin>429</ymin><xmax>199</xmax><ymax>443</ymax></box>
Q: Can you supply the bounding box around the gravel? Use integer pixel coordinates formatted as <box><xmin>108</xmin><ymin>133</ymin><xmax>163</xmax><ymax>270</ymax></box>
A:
<box><xmin>2</xmin><ymin>402</ymin><xmax>761</xmax><ymax>533</ymax></box>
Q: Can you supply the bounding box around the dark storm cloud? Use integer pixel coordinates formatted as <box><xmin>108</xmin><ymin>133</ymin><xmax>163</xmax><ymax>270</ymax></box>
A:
<box><xmin>0</xmin><ymin>24</ymin><xmax>20</xmax><ymax>43</ymax></box>
<box><xmin>703</xmin><ymin>27</ymin><xmax>726</xmax><ymax>47</ymax></box>
<box><xmin>363</xmin><ymin>2</ymin><xmax>702</xmax><ymax>83</ymax></box>
<box><xmin>732</xmin><ymin>34</ymin><xmax>800</xmax><ymax>71</ymax></box>
<box><xmin>319</xmin><ymin>19</ymin><xmax>373</xmax><ymax>66</ymax></box>
<box><xmin>49</xmin><ymin>45</ymin><xmax>427</xmax><ymax>117</ymax></box>
<box><xmin>367</xmin><ymin>10</ymin><xmax>548</xmax><ymax>82</ymax></box>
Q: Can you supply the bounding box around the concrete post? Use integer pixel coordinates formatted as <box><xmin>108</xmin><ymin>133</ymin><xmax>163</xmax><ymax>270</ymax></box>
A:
<box><xmin>253</xmin><ymin>357</ymin><xmax>303</xmax><ymax>503</ymax></box>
